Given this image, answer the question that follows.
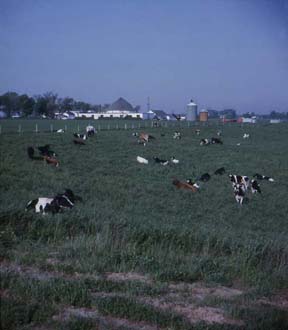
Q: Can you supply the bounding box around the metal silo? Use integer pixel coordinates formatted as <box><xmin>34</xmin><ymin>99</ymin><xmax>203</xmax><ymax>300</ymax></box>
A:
<box><xmin>186</xmin><ymin>99</ymin><xmax>198</xmax><ymax>121</ymax></box>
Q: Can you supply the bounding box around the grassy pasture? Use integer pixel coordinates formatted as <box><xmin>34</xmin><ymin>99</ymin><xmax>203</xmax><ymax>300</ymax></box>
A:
<box><xmin>0</xmin><ymin>120</ymin><xmax>288</xmax><ymax>329</ymax></box>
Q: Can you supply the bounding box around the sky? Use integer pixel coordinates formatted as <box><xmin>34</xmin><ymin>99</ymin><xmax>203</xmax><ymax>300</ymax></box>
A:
<box><xmin>1</xmin><ymin>0</ymin><xmax>288</xmax><ymax>114</ymax></box>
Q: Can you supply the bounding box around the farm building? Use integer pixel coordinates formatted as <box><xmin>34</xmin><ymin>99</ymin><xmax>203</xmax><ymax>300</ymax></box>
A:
<box><xmin>270</xmin><ymin>119</ymin><xmax>281</xmax><ymax>124</ymax></box>
<box><xmin>142</xmin><ymin>110</ymin><xmax>170</xmax><ymax>120</ymax></box>
<box><xmin>238</xmin><ymin>117</ymin><xmax>257</xmax><ymax>124</ymax></box>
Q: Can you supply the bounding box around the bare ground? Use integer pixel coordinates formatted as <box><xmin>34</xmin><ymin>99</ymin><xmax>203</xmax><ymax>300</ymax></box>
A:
<box><xmin>1</xmin><ymin>260</ymin><xmax>288</xmax><ymax>329</ymax></box>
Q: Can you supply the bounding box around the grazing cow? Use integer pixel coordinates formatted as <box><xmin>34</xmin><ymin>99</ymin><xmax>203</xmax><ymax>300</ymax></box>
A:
<box><xmin>173</xmin><ymin>179</ymin><xmax>199</xmax><ymax>192</ymax></box>
<box><xmin>136</xmin><ymin>156</ymin><xmax>149</xmax><ymax>164</ymax></box>
<box><xmin>199</xmin><ymin>173</ymin><xmax>211</xmax><ymax>182</ymax></box>
<box><xmin>43</xmin><ymin>155</ymin><xmax>59</xmax><ymax>167</ymax></box>
<box><xmin>253</xmin><ymin>173</ymin><xmax>274</xmax><ymax>182</ymax></box>
<box><xmin>233</xmin><ymin>183</ymin><xmax>246</xmax><ymax>205</ymax></box>
<box><xmin>251</xmin><ymin>180</ymin><xmax>261</xmax><ymax>194</ymax></box>
<box><xmin>171</xmin><ymin>156</ymin><xmax>179</xmax><ymax>164</ymax></box>
<box><xmin>243</xmin><ymin>133</ymin><xmax>250</xmax><ymax>139</ymax></box>
<box><xmin>86</xmin><ymin>125</ymin><xmax>96</xmax><ymax>137</ymax></box>
<box><xmin>73</xmin><ymin>139</ymin><xmax>85</xmax><ymax>145</ymax></box>
<box><xmin>200</xmin><ymin>138</ymin><xmax>210</xmax><ymax>146</ymax></box>
<box><xmin>57</xmin><ymin>129</ymin><xmax>64</xmax><ymax>133</ymax></box>
<box><xmin>211</xmin><ymin>137</ymin><xmax>223</xmax><ymax>144</ymax></box>
<box><xmin>153</xmin><ymin>157</ymin><xmax>169</xmax><ymax>166</ymax></box>
<box><xmin>214</xmin><ymin>167</ymin><xmax>226</xmax><ymax>175</ymax></box>
<box><xmin>73</xmin><ymin>133</ymin><xmax>87</xmax><ymax>140</ymax></box>
<box><xmin>217</xmin><ymin>131</ymin><xmax>222</xmax><ymax>136</ymax></box>
<box><xmin>229</xmin><ymin>174</ymin><xmax>250</xmax><ymax>191</ymax></box>
<box><xmin>173</xmin><ymin>131</ymin><xmax>181</xmax><ymax>139</ymax></box>
<box><xmin>38</xmin><ymin>144</ymin><xmax>56</xmax><ymax>157</ymax></box>
<box><xmin>138</xmin><ymin>132</ymin><xmax>155</xmax><ymax>146</ymax></box>
<box><xmin>132</xmin><ymin>132</ymin><xmax>139</xmax><ymax>137</ymax></box>
<box><xmin>195</xmin><ymin>129</ymin><xmax>200</xmax><ymax>135</ymax></box>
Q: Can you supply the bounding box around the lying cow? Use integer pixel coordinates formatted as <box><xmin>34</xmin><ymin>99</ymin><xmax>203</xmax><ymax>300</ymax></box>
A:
<box><xmin>211</xmin><ymin>137</ymin><xmax>223</xmax><ymax>144</ymax></box>
<box><xmin>25</xmin><ymin>189</ymin><xmax>81</xmax><ymax>214</ymax></box>
<box><xmin>173</xmin><ymin>131</ymin><xmax>181</xmax><ymax>139</ymax></box>
<box><xmin>200</xmin><ymin>138</ymin><xmax>210</xmax><ymax>146</ymax></box>
<box><xmin>73</xmin><ymin>133</ymin><xmax>87</xmax><ymax>140</ymax></box>
<box><xmin>253</xmin><ymin>173</ymin><xmax>274</xmax><ymax>182</ymax></box>
<box><xmin>173</xmin><ymin>179</ymin><xmax>199</xmax><ymax>192</ymax></box>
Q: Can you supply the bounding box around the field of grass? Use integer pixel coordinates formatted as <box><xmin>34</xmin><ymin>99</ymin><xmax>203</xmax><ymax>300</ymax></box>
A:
<box><xmin>1</xmin><ymin>119</ymin><xmax>288</xmax><ymax>329</ymax></box>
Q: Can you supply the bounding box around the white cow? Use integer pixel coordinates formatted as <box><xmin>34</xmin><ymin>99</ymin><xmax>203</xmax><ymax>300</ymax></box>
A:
<box><xmin>136</xmin><ymin>156</ymin><xmax>149</xmax><ymax>164</ymax></box>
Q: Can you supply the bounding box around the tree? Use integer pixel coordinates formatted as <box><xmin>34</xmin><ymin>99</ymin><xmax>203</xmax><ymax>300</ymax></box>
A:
<box><xmin>0</xmin><ymin>92</ymin><xmax>19</xmax><ymax>117</ymax></box>
<box><xmin>19</xmin><ymin>94</ymin><xmax>35</xmax><ymax>117</ymax></box>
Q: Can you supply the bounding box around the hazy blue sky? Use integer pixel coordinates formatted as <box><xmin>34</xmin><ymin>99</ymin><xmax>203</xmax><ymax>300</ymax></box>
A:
<box><xmin>1</xmin><ymin>0</ymin><xmax>287</xmax><ymax>114</ymax></box>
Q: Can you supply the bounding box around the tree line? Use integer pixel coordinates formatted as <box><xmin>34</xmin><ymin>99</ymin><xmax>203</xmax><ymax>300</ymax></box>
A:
<box><xmin>0</xmin><ymin>92</ymin><xmax>107</xmax><ymax>118</ymax></box>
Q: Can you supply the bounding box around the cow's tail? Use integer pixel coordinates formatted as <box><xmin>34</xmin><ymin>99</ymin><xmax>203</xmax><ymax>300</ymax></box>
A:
<box><xmin>25</xmin><ymin>199</ymin><xmax>38</xmax><ymax>212</ymax></box>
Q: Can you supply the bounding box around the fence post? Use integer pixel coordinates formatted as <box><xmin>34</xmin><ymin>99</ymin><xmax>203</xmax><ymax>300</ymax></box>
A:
<box><xmin>50</xmin><ymin>124</ymin><xmax>53</xmax><ymax>133</ymax></box>
<box><xmin>18</xmin><ymin>124</ymin><xmax>21</xmax><ymax>134</ymax></box>
<box><xmin>107</xmin><ymin>124</ymin><xmax>110</xmax><ymax>130</ymax></box>
<box><xmin>98</xmin><ymin>125</ymin><xmax>101</xmax><ymax>131</ymax></box>
<box><xmin>65</xmin><ymin>125</ymin><xmax>67</xmax><ymax>132</ymax></box>
<box><xmin>124</xmin><ymin>124</ymin><xmax>127</xmax><ymax>130</ymax></box>
<box><xmin>0</xmin><ymin>125</ymin><xmax>1</xmax><ymax>134</ymax></box>
<box><xmin>35</xmin><ymin>124</ymin><xmax>38</xmax><ymax>133</ymax></box>
<box><xmin>77</xmin><ymin>125</ymin><xmax>80</xmax><ymax>132</ymax></box>
<box><xmin>116</xmin><ymin>124</ymin><xmax>118</xmax><ymax>130</ymax></box>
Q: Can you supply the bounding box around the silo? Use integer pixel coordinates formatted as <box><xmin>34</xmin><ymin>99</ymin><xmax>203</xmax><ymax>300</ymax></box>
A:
<box><xmin>199</xmin><ymin>109</ymin><xmax>208</xmax><ymax>122</ymax></box>
<box><xmin>186</xmin><ymin>99</ymin><xmax>198</xmax><ymax>121</ymax></box>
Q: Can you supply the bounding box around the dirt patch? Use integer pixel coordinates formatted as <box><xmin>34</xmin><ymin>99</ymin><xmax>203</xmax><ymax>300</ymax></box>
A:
<box><xmin>169</xmin><ymin>282</ymin><xmax>243</xmax><ymax>300</ymax></box>
<box><xmin>105</xmin><ymin>272</ymin><xmax>153</xmax><ymax>284</ymax></box>
<box><xmin>53</xmin><ymin>307</ymin><xmax>161</xmax><ymax>330</ymax></box>
<box><xmin>258</xmin><ymin>289</ymin><xmax>288</xmax><ymax>310</ymax></box>
<box><xmin>142</xmin><ymin>297</ymin><xmax>244</xmax><ymax>326</ymax></box>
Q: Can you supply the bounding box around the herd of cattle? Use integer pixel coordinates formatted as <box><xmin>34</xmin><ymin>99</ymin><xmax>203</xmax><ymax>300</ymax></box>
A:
<box><xmin>134</xmin><ymin>130</ymin><xmax>274</xmax><ymax>205</ymax></box>
<box><xmin>25</xmin><ymin>126</ymin><xmax>274</xmax><ymax>214</ymax></box>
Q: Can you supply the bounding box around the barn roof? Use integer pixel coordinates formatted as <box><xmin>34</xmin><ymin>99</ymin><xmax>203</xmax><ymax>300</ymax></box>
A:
<box><xmin>108</xmin><ymin>97</ymin><xmax>134</xmax><ymax>112</ymax></box>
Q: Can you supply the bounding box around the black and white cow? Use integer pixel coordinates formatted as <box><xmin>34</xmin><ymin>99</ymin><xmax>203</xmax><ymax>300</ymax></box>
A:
<box><xmin>200</xmin><ymin>138</ymin><xmax>210</xmax><ymax>146</ymax></box>
<box><xmin>229</xmin><ymin>174</ymin><xmax>250</xmax><ymax>191</ymax></box>
<box><xmin>153</xmin><ymin>156</ymin><xmax>169</xmax><ymax>166</ymax></box>
<box><xmin>233</xmin><ymin>183</ymin><xmax>246</xmax><ymax>204</ymax></box>
<box><xmin>86</xmin><ymin>125</ymin><xmax>96</xmax><ymax>137</ymax></box>
<box><xmin>211</xmin><ymin>137</ymin><xmax>223</xmax><ymax>144</ymax></box>
<box><xmin>25</xmin><ymin>197</ymin><xmax>60</xmax><ymax>214</ymax></box>
<box><xmin>251</xmin><ymin>180</ymin><xmax>261</xmax><ymax>194</ymax></box>
<box><xmin>253</xmin><ymin>173</ymin><xmax>274</xmax><ymax>182</ymax></box>
<box><xmin>25</xmin><ymin>189</ymin><xmax>81</xmax><ymax>214</ymax></box>
<box><xmin>173</xmin><ymin>131</ymin><xmax>181</xmax><ymax>139</ymax></box>
<box><xmin>73</xmin><ymin>133</ymin><xmax>87</xmax><ymax>140</ymax></box>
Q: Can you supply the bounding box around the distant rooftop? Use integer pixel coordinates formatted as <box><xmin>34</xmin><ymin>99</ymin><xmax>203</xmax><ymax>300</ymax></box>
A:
<box><xmin>108</xmin><ymin>97</ymin><xmax>134</xmax><ymax>112</ymax></box>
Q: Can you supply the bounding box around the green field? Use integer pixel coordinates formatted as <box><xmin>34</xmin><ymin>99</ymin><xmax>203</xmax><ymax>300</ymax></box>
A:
<box><xmin>1</xmin><ymin>120</ymin><xmax>288</xmax><ymax>329</ymax></box>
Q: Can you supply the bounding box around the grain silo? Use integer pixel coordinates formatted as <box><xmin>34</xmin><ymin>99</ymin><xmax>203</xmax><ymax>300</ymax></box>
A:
<box><xmin>199</xmin><ymin>109</ymin><xmax>208</xmax><ymax>122</ymax></box>
<box><xmin>186</xmin><ymin>99</ymin><xmax>198</xmax><ymax>121</ymax></box>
